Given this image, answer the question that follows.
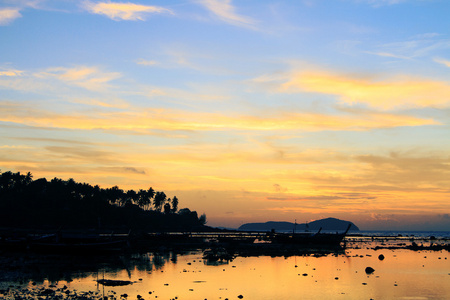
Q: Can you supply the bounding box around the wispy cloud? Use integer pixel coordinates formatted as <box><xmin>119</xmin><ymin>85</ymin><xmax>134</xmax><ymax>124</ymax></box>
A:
<box><xmin>83</xmin><ymin>1</ymin><xmax>173</xmax><ymax>21</ymax></box>
<box><xmin>368</xmin><ymin>35</ymin><xmax>450</xmax><ymax>60</ymax></box>
<box><xmin>0</xmin><ymin>1</ymin><xmax>48</xmax><ymax>25</ymax></box>
<box><xmin>355</xmin><ymin>151</ymin><xmax>450</xmax><ymax>189</ymax></box>
<box><xmin>0</xmin><ymin>65</ymin><xmax>121</xmax><ymax>93</ymax></box>
<box><xmin>197</xmin><ymin>0</ymin><xmax>257</xmax><ymax>29</ymax></box>
<box><xmin>434</xmin><ymin>58</ymin><xmax>450</xmax><ymax>68</ymax></box>
<box><xmin>0</xmin><ymin>100</ymin><xmax>438</xmax><ymax>134</ymax></box>
<box><xmin>3</xmin><ymin>0</ymin><xmax>44</xmax><ymax>9</ymax></box>
<box><xmin>256</xmin><ymin>67</ymin><xmax>450</xmax><ymax>110</ymax></box>
<box><xmin>0</xmin><ymin>8</ymin><xmax>22</xmax><ymax>25</ymax></box>
<box><xmin>0</xmin><ymin>68</ymin><xmax>24</xmax><ymax>76</ymax></box>
<box><xmin>136</xmin><ymin>59</ymin><xmax>158</xmax><ymax>66</ymax></box>
<box><xmin>358</xmin><ymin>0</ymin><xmax>407</xmax><ymax>7</ymax></box>
<box><xmin>37</xmin><ymin>65</ymin><xmax>121</xmax><ymax>91</ymax></box>
<box><xmin>364</xmin><ymin>51</ymin><xmax>411</xmax><ymax>60</ymax></box>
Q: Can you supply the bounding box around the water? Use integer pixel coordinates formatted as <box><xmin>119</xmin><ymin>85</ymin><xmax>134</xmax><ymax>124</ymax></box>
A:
<box><xmin>353</xmin><ymin>230</ymin><xmax>450</xmax><ymax>239</ymax></box>
<box><xmin>279</xmin><ymin>230</ymin><xmax>450</xmax><ymax>239</ymax></box>
<box><xmin>1</xmin><ymin>238</ymin><xmax>449</xmax><ymax>300</ymax></box>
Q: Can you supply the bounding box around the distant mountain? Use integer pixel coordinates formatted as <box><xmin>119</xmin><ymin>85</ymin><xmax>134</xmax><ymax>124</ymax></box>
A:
<box><xmin>238</xmin><ymin>217</ymin><xmax>359</xmax><ymax>232</ymax></box>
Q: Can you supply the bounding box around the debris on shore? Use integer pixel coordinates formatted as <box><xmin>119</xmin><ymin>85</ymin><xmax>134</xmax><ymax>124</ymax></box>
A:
<box><xmin>97</xmin><ymin>279</ymin><xmax>133</xmax><ymax>286</ymax></box>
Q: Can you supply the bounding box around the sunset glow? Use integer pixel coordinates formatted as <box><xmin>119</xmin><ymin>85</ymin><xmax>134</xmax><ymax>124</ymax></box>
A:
<box><xmin>1</xmin><ymin>0</ymin><xmax>449</xmax><ymax>230</ymax></box>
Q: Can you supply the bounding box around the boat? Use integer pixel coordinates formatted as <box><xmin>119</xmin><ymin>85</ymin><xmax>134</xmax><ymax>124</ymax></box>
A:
<box><xmin>273</xmin><ymin>224</ymin><xmax>351</xmax><ymax>247</ymax></box>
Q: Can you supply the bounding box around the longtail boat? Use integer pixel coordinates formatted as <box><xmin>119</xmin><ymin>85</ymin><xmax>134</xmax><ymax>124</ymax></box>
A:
<box><xmin>273</xmin><ymin>224</ymin><xmax>351</xmax><ymax>246</ymax></box>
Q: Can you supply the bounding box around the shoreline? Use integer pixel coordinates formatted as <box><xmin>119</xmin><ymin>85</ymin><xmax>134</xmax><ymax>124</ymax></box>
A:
<box><xmin>1</xmin><ymin>237</ymin><xmax>449</xmax><ymax>300</ymax></box>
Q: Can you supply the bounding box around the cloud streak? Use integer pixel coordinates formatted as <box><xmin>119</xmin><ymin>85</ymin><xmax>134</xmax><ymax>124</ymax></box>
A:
<box><xmin>362</xmin><ymin>0</ymin><xmax>407</xmax><ymax>7</ymax></box>
<box><xmin>0</xmin><ymin>68</ymin><xmax>24</xmax><ymax>76</ymax></box>
<box><xmin>434</xmin><ymin>58</ymin><xmax>450</xmax><ymax>68</ymax></box>
<box><xmin>198</xmin><ymin>0</ymin><xmax>256</xmax><ymax>29</ymax></box>
<box><xmin>256</xmin><ymin>67</ymin><xmax>450</xmax><ymax>110</ymax></box>
<box><xmin>0</xmin><ymin>8</ymin><xmax>21</xmax><ymax>25</ymax></box>
<box><xmin>83</xmin><ymin>1</ymin><xmax>173</xmax><ymax>21</ymax></box>
<box><xmin>0</xmin><ymin>101</ymin><xmax>438</xmax><ymax>133</ymax></box>
<box><xmin>36</xmin><ymin>66</ymin><xmax>121</xmax><ymax>91</ymax></box>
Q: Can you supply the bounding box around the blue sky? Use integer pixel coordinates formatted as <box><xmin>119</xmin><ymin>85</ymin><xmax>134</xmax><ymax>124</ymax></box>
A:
<box><xmin>1</xmin><ymin>0</ymin><xmax>450</xmax><ymax>230</ymax></box>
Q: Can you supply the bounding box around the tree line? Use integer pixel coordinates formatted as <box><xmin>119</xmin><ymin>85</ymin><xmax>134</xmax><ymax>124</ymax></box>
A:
<box><xmin>0</xmin><ymin>171</ymin><xmax>207</xmax><ymax>232</ymax></box>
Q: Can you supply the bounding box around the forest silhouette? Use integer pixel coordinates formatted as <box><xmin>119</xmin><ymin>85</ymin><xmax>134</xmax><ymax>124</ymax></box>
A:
<box><xmin>0</xmin><ymin>171</ymin><xmax>208</xmax><ymax>232</ymax></box>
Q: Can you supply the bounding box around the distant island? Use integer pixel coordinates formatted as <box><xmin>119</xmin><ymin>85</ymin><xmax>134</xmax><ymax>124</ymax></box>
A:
<box><xmin>239</xmin><ymin>218</ymin><xmax>359</xmax><ymax>232</ymax></box>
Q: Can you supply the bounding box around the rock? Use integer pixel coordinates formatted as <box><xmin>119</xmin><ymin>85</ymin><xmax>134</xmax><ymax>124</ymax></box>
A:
<box><xmin>378</xmin><ymin>254</ymin><xmax>385</xmax><ymax>260</ymax></box>
<box><xmin>97</xmin><ymin>279</ymin><xmax>133</xmax><ymax>286</ymax></box>
<box><xmin>39</xmin><ymin>289</ymin><xmax>55</xmax><ymax>296</ymax></box>
<box><xmin>238</xmin><ymin>295</ymin><xmax>244</xmax><ymax>299</ymax></box>
<box><xmin>365</xmin><ymin>267</ymin><xmax>375</xmax><ymax>274</ymax></box>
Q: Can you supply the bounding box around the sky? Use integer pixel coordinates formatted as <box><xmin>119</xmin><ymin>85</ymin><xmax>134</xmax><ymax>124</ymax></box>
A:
<box><xmin>1</xmin><ymin>0</ymin><xmax>449</xmax><ymax>231</ymax></box>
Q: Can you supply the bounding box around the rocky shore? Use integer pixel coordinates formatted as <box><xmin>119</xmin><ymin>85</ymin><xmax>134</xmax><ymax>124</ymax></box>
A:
<box><xmin>1</xmin><ymin>236</ymin><xmax>448</xmax><ymax>299</ymax></box>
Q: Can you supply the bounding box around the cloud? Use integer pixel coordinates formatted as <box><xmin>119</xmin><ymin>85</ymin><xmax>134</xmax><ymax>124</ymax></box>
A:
<box><xmin>45</xmin><ymin>146</ymin><xmax>119</xmax><ymax>164</ymax></box>
<box><xmin>12</xmin><ymin>136</ymin><xmax>96</xmax><ymax>146</ymax></box>
<box><xmin>197</xmin><ymin>0</ymin><xmax>257</xmax><ymax>28</ymax></box>
<box><xmin>71</xmin><ymin>97</ymin><xmax>129</xmax><ymax>109</ymax></box>
<box><xmin>273</xmin><ymin>183</ymin><xmax>287</xmax><ymax>192</ymax></box>
<box><xmin>368</xmin><ymin>36</ymin><xmax>450</xmax><ymax>60</ymax></box>
<box><xmin>0</xmin><ymin>65</ymin><xmax>121</xmax><ymax>93</ymax></box>
<box><xmin>364</xmin><ymin>51</ymin><xmax>411</xmax><ymax>60</ymax></box>
<box><xmin>266</xmin><ymin>191</ymin><xmax>377</xmax><ymax>202</ymax></box>
<box><xmin>267</xmin><ymin>195</ymin><xmax>343</xmax><ymax>201</ymax></box>
<box><xmin>136</xmin><ymin>59</ymin><xmax>158</xmax><ymax>66</ymax></box>
<box><xmin>37</xmin><ymin>66</ymin><xmax>121</xmax><ymax>91</ymax></box>
<box><xmin>359</xmin><ymin>0</ymin><xmax>407</xmax><ymax>7</ymax></box>
<box><xmin>83</xmin><ymin>1</ymin><xmax>173</xmax><ymax>21</ymax></box>
<box><xmin>98</xmin><ymin>166</ymin><xmax>146</xmax><ymax>175</ymax></box>
<box><xmin>3</xmin><ymin>0</ymin><xmax>44</xmax><ymax>9</ymax></box>
<box><xmin>355</xmin><ymin>152</ymin><xmax>450</xmax><ymax>187</ymax></box>
<box><xmin>272</xmin><ymin>69</ymin><xmax>450</xmax><ymax>110</ymax></box>
<box><xmin>0</xmin><ymin>101</ymin><xmax>438</xmax><ymax>133</ymax></box>
<box><xmin>0</xmin><ymin>8</ymin><xmax>22</xmax><ymax>25</ymax></box>
<box><xmin>0</xmin><ymin>68</ymin><xmax>24</xmax><ymax>76</ymax></box>
<box><xmin>434</xmin><ymin>58</ymin><xmax>450</xmax><ymax>68</ymax></box>
<box><xmin>370</xmin><ymin>213</ymin><xmax>397</xmax><ymax>221</ymax></box>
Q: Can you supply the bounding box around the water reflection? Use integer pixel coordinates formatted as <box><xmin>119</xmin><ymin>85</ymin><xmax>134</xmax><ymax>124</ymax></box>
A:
<box><xmin>1</xmin><ymin>246</ymin><xmax>449</xmax><ymax>299</ymax></box>
<box><xmin>0</xmin><ymin>250</ymin><xmax>192</xmax><ymax>286</ymax></box>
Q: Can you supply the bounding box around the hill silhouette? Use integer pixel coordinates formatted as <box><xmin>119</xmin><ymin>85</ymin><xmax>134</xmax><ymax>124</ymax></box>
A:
<box><xmin>238</xmin><ymin>218</ymin><xmax>359</xmax><ymax>232</ymax></box>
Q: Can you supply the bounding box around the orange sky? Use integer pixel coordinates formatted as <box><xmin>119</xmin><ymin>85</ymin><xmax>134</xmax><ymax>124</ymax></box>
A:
<box><xmin>1</xmin><ymin>0</ymin><xmax>449</xmax><ymax>230</ymax></box>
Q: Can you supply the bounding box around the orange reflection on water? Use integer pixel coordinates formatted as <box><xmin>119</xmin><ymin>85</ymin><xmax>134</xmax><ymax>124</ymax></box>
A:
<box><xmin>18</xmin><ymin>248</ymin><xmax>449</xmax><ymax>300</ymax></box>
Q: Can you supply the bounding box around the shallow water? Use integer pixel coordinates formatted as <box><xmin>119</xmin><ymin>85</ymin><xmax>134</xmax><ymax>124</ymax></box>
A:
<box><xmin>1</xmin><ymin>245</ymin><xmax>449</xmax><ymax>300</ymax></box>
